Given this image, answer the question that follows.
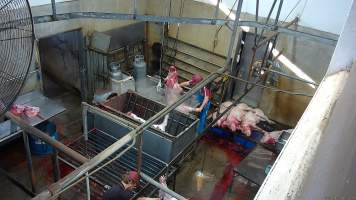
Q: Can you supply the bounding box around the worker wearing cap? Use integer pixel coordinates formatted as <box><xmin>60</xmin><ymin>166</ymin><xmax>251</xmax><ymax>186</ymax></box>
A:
<box><xmin>103</xmin><ymin>171</ymin><xmax>159</xmax><ymax>200</ymax></box>
<box><xmin>180</xmin><ymin>74</ymin><xmax>212</xmax><ymax>134</ymax></box>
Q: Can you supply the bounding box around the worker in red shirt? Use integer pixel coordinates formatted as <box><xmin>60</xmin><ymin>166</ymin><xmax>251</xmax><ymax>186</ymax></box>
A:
<box><xmin>180</xmin><ymin>74</ymin><xmax>212</xmax><ymax>134</ymax></box>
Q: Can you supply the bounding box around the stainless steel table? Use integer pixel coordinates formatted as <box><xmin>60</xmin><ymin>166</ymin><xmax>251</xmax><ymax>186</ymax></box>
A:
<box><xmin>0</xmin><ymin>90</ymin><xmax>66</xmax><ymax>144</ymax></box>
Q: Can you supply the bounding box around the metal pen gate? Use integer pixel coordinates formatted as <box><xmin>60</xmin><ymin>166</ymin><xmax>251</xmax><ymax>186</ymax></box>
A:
<box><xmin>84</xmin><ymin>42</ymin><xmax>144</xmax><ymax>102</ymax></box>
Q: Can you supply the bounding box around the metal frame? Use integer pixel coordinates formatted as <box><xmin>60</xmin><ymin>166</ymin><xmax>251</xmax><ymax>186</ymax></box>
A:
<box><xmin>32</xmin><ymin>13</ymin><xmax>338</xmax><ymax>45</ymax></box>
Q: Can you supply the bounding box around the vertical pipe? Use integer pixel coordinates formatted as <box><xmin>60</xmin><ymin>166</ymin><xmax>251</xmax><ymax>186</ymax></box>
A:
<box><xmin>83</xmin><ymin>104</ymin><xmax>88</xmax><ymax>141</ymax></box>
<box><xmin>52</xmin><ymin>149</ymin><xmax>60</xmax><ymax>182</ymax></box>
<box><xmin>85</xmin><ymin>172</ymin><xmax>91</xmax><ymax>200</ymax></box>
<box><xmin>222</xmin><ymin>0</ymin><xmax>244</xmax><ymax>101</ymax></box>
<box><xmin>79</xmin><ymin>31</ymin><xmax>88</xmax><ymax>102</ymax></box>
<box><xmin>213</xmin><ymin>0</ymin><xmax>221</xmax><ymax>24</ymax></box>
<box><xmin>225</xmin><ymin>0</ymin><xmax>244</xmax><ymax>72</ymax></box>
<box><xmin>274</xmin><ymin>0</ymin><xmax>285</xmax><ymax>27</ymax></box>
<box><xmin>133</xmin><ymin>0</ymin><xmax>137</xmax><ymax>19</ymax></box>
<box><xmin>254</xmin><ymin>0</ymin><xmax>259</xmax><ymax>46</ymax></box>
<box><xmin>136</xmin><ymin>134</ymin><xmax>143</xmax><ymax>179</ymax></box>
<box><xmin>22</xmin><ymin>132</ymin><xmax>37</xmax><ymax>193</ymax></box>
<box><xmin>51</xmin><ymin>0</ymin><xmax>57</xmax><ymax>20</ymax></box>
<box><xmin>257</xmin><ymin>0</ymin><xmax>278</xmax><ymax>43</ymax></box>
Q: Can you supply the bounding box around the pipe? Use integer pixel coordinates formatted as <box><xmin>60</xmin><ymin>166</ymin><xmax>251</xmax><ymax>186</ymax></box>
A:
<box><xmin>31</xmin><ymin>13</ymin><xmax>338</xmax><ymax>45</ymax></box>
<box><xmin>212</xmin><ymin>0</ymin><xmax>221</xmax><ymax>25</ymax></box>
<box><xmin>51</xmin><ymin>0</ymin><xmax>57</xmax><ymax>20</ymax></box>
<box><xmin>226</xmin><ymin>0</ymin><xmax>244</xmax><ymax>72</ymax></box>
<box><xmin>255</xmin><ymin>17</ymin><xmax>298</xmax><ymax>49</ymax></box>
<box><xmin>265</xmin><ymin>62</ymin><xmax>319</xmax><ymax>86</ymax></box>
<box><xmin>257</xmin><ymin>0</ymin><xmax>278</xmax><ymax>43</ymax></box>
<box><xmin>5</xmin><ymin>112</ymin><xmax>88</xmax><ymax>164</ymax></box>
<box><xmin>23</xmin><ymin>132</ymin><xmax>37</xmax><ymax>193</ymax></box>
<box><xmin>219</xmin><ymin>73</ymin><xmax>314</xmax><ymax>97</ymax></box>
<box><xmin>140</xmin><ymin>172</ymin><xmax>187</xmax><ymax>200</ymax></box>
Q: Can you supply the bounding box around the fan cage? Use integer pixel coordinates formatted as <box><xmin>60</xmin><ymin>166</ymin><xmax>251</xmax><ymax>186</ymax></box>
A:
<box><xmin>0</xmin><ymin>0</ymin><xmax>35</xmax><ymax>116</ymax></box>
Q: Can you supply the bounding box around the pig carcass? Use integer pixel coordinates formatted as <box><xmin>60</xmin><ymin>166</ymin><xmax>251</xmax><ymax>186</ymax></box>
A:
<box><xmin>164</xmin><ymin>66</ymin><xmax>194</xmax><ymax>114</ymax></box>
<box><xmin>212</xmin><ymin>101</ymin><xmax>233</xmax><ymax>127</ymax></box>
<box><xmin>225</xmin><ymin>103</ymin><xmax>251</xmax><ymax>132</ymax></box>
<box><xmin>127</xmin><ymin>112</ymin><xmax>170</xmax><ymax>132</ymax></box>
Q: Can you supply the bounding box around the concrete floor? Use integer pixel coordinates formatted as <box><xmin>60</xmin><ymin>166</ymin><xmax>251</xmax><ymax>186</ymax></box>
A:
<box><xmin>0</xmin><ymin>77</ymin><xmax>257</xmax><ymax>200</ymax></box>
<box><xmin>175</xmin><ymin>135</ymin><xmax>258</xmax><ymax>200</ymax></box>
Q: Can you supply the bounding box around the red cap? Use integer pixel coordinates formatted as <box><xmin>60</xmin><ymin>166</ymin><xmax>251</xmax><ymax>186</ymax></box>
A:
<box><xmin>190</xmin><ymin>74</ymin><xmax>204</xmax><ymax>86</ymax></box>
<box><xmin>128</xmin><ymin>171</ymin><xmax>139</xmax><ymax>182</ymax></box>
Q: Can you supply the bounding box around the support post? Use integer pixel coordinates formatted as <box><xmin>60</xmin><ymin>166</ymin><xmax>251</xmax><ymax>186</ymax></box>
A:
<box><xmin>86</xmin><ymin>172</ymin><xmax>91</xmax><ymax>200</ymax></box>
<box><xmin>82</xmin><ymin>104</ymin><xmax>88</xmax><ymax>141</ymax></box>
<box><xmin>52</xmin><ymin>149</ymin><xmax>60</xmax><ymax>182</ymax></box>
<box><xmin>222</xmin><ymin>0</ymin><xmax>244</xmax><ymax>101</ymax></box>
<box><xmin>133</xmin><ymin>0</ymin><xmax>137</xmax><ymax>19</ymax></box>
<box><xmin>212</xmin><ymin>0</ymin><xmax>221</xmax><ymax>25</ymax></box>
<box><xmin>51</xmin><ymin>0</ymin><xmax>57</xmax><ymax>20</ymax></box>
<box><xmin>23</xmin><ymin>131</ymin><xmax>37</xmax><ymax>194</ymax></box>
<box><xmin>136</xmin><ymin>133</ymin><xmax>143</xmax><ymax>178</ymax></box>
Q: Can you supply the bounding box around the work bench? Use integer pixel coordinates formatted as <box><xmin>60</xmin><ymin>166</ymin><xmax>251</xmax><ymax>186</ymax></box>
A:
<box><xmin>0</xmin><ymin>90</ymin><xmax>66</xmax><ymax>144</ymax></box>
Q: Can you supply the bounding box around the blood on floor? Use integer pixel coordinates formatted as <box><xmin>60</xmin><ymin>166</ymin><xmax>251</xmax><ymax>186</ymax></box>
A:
<box><xmin>200</xmin><ymin>134</ymin><xmax>246</xmax><ymax>200</ymax></box>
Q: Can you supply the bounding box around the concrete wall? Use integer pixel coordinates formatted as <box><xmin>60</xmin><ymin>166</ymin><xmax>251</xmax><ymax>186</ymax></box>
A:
<box><xmin>146</xmin><ymin>0</ymin><xmax>233</xmax><ymax>57</ymax></box>
<box><xmin>31</xmin><ymin>1</ymin><xmax>81</xmax><ymax>39</ymax></box>
<box><xmin>79</xmin><ymin>0</ymin><xmax>147</xmax><ymax>35</ymax></box>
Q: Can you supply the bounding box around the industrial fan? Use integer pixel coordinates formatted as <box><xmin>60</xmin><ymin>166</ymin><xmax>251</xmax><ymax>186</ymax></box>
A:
<box><xmin>0</xmin><ymin>0</ymin><xmax>34</xmax><ymax>115</ymax></box>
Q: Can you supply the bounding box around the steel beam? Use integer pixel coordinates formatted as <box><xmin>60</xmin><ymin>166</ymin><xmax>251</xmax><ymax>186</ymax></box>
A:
<box><xmin>32</xmin><ymin>13</ymin><xmax>338</xmax><ymax>45</ymax></box>
<box><xmin>256</xmin><ymin>17</ymin><xmax>298</xmax><ymax>49</ymax></box>
<box><xmin>219</xmin><ymin>73</ymin><xmax>314</xmax><ymax>97</ymax></box>
<box><xmin>22</xmin><ymin>132</ymin><xmax>37</xmax><ymax>193</ymax></box>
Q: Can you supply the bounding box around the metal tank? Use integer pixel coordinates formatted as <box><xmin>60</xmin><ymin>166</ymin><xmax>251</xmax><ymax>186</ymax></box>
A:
<box><xmin>109</xmin><ymin>62</ymin><xmax>122</xmax><ymax>81</ymax></box>
<box><xmin>133</xmin><ymin>55</ymin><xmax>147</xmax><ymax>81</ymax></box>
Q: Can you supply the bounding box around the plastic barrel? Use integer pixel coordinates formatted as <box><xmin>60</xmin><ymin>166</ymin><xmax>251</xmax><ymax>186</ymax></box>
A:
<box><xmin>29</xmin><ymin>122</ymin><xmax>59</xmax><ymax>155</ymax></box>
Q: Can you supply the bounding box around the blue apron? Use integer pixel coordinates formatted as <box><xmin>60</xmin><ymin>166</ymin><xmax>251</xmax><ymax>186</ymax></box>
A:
<box><xmin>196</xmin><ymin>91</ymin><xmax>211</xmax><ymax>134</ymax></box>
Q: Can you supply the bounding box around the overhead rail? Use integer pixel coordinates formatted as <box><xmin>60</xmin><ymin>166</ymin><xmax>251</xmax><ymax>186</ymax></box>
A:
<box><xmin>32</xmin><ymin>13</ymin><xmax>337</xmax><ymax>45</ymax></box>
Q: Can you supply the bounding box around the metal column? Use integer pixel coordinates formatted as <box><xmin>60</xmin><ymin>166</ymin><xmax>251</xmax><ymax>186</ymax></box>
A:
<box><xmin>23</xmin><ymin>132</ymin><xmax>37</xmax><ymax>193</ymax></box>
<box><xmin>52</xmin><ymin>149</ymin><xmax>61</xmax><ymax>182</ymax></box>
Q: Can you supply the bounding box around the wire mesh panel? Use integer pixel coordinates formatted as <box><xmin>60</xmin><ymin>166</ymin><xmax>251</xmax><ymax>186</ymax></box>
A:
<box><xmin>0</xmin><ymin>0</ymin><xmax>34</xmax><ymax>115</ymax></box>
<box><xmin>59</xmin><ymin>129</ymin><xmax>175</xmax><ymax>200</ymax></box>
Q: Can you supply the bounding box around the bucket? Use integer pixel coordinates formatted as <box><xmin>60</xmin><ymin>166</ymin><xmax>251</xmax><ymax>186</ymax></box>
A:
<box><xmin>29</xmin><ymin>122</ymin><xmax>59</xmax><ymax>155</ymax></box>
